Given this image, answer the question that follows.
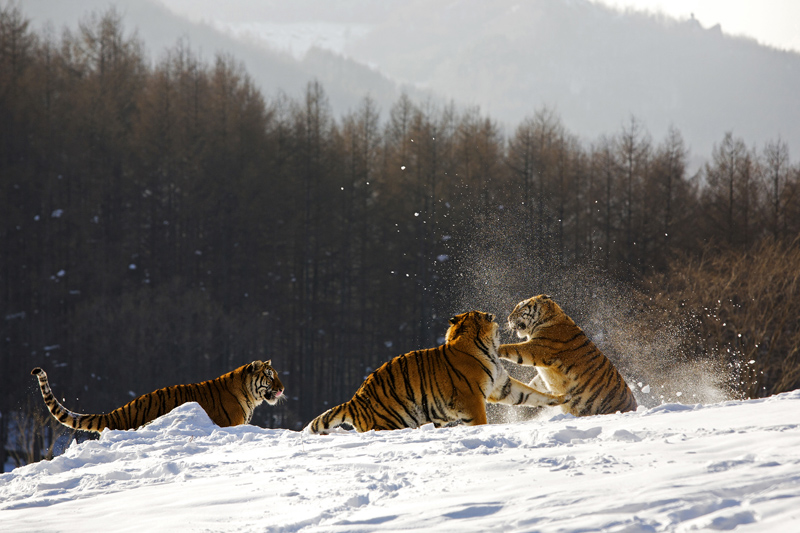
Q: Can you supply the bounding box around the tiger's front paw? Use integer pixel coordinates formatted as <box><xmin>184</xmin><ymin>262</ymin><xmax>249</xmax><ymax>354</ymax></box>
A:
<box><xmin>549</xmin><ymin>393</ymin><xmax>572</xmax><ymax>405</ymax></box>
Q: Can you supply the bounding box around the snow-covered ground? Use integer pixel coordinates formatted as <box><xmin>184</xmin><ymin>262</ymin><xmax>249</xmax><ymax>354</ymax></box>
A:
<box><xmin>2</xmin><ymin>392</ymin><xmax>799</xmax><ymax>532</ymax></box>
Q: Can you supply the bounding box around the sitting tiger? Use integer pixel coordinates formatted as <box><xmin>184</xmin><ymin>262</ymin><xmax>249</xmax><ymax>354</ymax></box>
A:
<box><xmin>498</xmin><ymin>295</ymin><xmax>637</xmax><ymax>417</ymax></box>
<box><xmin>305</xmin><ymin>310</ymin><xmax>570</xmax><ymax>434</ymax></box>
<box><xmin>31</xmin><ymin>360</ymin><xmax>284</xmax><ymax>432</ymax></box>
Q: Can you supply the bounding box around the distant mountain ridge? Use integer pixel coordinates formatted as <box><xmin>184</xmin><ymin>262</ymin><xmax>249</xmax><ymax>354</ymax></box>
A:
<box><xmin>20</xmin><ymin>0</ymin><xmax>411</xmax><ymax>118</ymax></box>
<box><xmin>22</xmin><ymin>0</ymin><xmax>800</xmax><ymax>158</ymax></box>
<box><xmin>338</xmin><ymin>0</ymin><xmax>800</xmax><ymax>157</ymax></box>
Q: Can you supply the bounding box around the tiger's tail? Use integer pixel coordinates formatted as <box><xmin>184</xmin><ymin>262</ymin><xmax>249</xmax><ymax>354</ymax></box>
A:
<box><xmin>304</xmin><ymin>400</ymin><xmax>363</xmax><ymax>434</ymax></box>
<box><xmin>31</xmin><ymin>367</ymin><xmax>113</xmax><ymax>432</ymax></box>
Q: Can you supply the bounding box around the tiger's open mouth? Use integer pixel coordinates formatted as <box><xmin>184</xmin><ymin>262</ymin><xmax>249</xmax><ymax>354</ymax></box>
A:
<box><xmin>267</xmin><ymin>390</ymin><xmax>285</xmax><ymax>405</ymax></box>
<box><xmin>507</xmin><ymin>319</ymin><xmax>526</xmax><ymax>331</ymax></box>
<box><xmin>260</xmin><ymin>387</ymin><xmax>285</xmax><ymax>405</ymax></box>
<box><xmin>508</xmin><ymin>319</ymin><xmax>530</xmax><ymax>339</ymax></box>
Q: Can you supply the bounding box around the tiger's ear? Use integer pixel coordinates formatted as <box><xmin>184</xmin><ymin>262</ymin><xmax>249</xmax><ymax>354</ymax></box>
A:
<box><xmin>447</xmin><ymin>316</ymin><xmax>464</xmax><ymax>341</ymax></box>
<box><xmin>265</xmin><ymin>359</ymin><xmax>272</xmax><ymax>366</ymax></box>
<box><xmin>248</xmin><ymin>361</ymin><xmax>265</xmax><ymax>373</ymax></box>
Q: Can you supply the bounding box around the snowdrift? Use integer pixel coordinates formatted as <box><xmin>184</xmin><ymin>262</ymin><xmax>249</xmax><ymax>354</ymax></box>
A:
<box><xmin>2</xmin><ymin>392</ymin><xmax>799</xmax><ymax>532</ymax></box>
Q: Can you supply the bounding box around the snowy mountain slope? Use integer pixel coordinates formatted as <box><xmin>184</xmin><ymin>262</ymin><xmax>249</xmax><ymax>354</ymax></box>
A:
<box><xmin>19</xmin><ymin>0</ymin><xmax>405</xmax><ymax>119</ymax></box>
<box><xmin>160</xmin><ymin>0</ymin><xmax>800</xmax><ymax>159</ymax></box>
<box><xmin>2</xmin><ymin>392</ymin><xmax>799</xmax><ymax>532</ymax></box>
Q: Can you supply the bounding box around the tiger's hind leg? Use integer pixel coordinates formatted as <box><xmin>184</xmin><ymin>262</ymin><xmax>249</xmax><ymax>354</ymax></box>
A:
<box><xmin>453</xmin><ymin>394</ymin><xmax>488</xmax><ymax>426</ymax></box>
<box><xmin>488</xmin><ymin>376</ymin><xmax>570</xmax><ymax>408</ymax></box>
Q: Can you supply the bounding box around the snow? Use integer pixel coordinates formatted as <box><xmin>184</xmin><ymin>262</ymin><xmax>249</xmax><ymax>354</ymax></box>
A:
<box><xmin>2</xmin><ymin>392</ymin><xmax>800</xmax><ymax>532</ymax></box>
<box><xmin>211</xmin><ymin>21</ymin><xmax>373</xmax><ymax>60</ymax></box>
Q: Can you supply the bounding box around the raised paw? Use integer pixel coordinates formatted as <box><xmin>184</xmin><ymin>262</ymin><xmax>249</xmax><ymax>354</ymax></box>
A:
<box><xmin>550</xmin><ymin>393</ymin><xmax>572</xmax><ymax>405</ymax></box>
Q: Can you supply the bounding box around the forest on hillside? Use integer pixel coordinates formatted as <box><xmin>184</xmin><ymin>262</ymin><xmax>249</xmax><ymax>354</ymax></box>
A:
<box><xmin>2</xmin><ymin>8</ymin><xmax>799</xmax><ymax>469</ymax></box>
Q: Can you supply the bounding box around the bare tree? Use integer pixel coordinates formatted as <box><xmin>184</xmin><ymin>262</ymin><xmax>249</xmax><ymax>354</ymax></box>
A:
<box><xmin>617</xmin><ymin>116</ymin><xmax>651</xmax><ymax>269</ymax></box>
<box><xmin>703</xmin><ymin>132</ymin><xmax>754</xmax><ymax>247</ymax></box>
<box><xmin>645</xmin><ymin>126</ymin><xmax>691</xmax><ymax>268</ymax></box>
<box><xmin>594</xmin><ymin>135</ymin><xmax>619</xmax><ymax>269</ymax></box>
<box><xmin>762</xmin><ymin>138</ymin><xmax>791</xmax><ymax>239</ymax></box>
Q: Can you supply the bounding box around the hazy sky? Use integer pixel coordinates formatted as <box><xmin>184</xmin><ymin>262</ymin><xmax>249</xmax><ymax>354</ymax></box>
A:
<box><xmin>154</xmin><ymin>0</ymin><xmax>800</xmax><ymax>55</ymax></box>
<box><xmin>591</xmin><ymin>0</ymin><xmax>800</xmax><ymax>52</ymax></box>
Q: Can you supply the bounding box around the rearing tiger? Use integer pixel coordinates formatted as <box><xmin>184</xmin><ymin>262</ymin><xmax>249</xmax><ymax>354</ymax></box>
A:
<box><xmin>305</xmin><ymin>310</ymin><xmax>570</xmax><ymax>434</ymax></box>
<box><xmin>498</xmin><ymin>295</ymin><xmax>637</xmax><ymax>417</ymax></box>
<box><xmin>31</xmin><ymin>360</ymin><xmax>284</xmax><ymax>432</ymax></box>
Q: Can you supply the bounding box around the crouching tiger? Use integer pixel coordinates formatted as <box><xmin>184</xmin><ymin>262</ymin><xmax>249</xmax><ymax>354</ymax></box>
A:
<box><xmin>499</xmin><ymin>295</ymin><xmax>637</xmax><ymax>417</ymax></box>
<box><xmin>305</xmin><ymin>310</ymin><xmax>570</xmax><ymax>434</ymax></box>
<box><xmin>31</xmin><ymin>360</ymin><xmax>285</xmax><ymax>432</ymax></box>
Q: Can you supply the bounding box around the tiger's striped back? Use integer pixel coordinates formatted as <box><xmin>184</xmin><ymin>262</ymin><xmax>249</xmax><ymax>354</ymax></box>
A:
<box><xmin>499</xmin><ymin>295</ymin><xmax>637</xmax><ymax>417</ymax></box>
<box><xmin>31</xmin><ymin>360</ymin><xmax>284</xmax><ymax>432</ymax></box>
<box><xmin>307</xmin><ymin>345</ymin><xmax>474</xmax><ymax>433</ymax></box>
<box><xmin>305</xmin><ymin>311</ymin><xmax>570</xmax><ymax>434</ymax></box>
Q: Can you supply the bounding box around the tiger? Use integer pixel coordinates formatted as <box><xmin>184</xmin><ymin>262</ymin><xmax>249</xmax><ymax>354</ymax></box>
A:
<box><xmin>31</xmin><ymin>360</ymin><xmax>284</xmax><ymax>432</ymax></box>
<box><xmin>305</xmin><ymin>310</ymin><xmax>570</xmax><ymax>434</ymax></box>
<box><xmin>498</xmin><ymin>295</ymin><xmax>638</xmax><ymax>417</ymax></box>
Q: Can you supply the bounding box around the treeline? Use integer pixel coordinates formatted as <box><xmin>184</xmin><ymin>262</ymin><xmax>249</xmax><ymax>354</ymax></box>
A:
<box><xmin>2</xmin><ymin>8</ymin><xmax>799</xmax><ymax>468</ymax></box>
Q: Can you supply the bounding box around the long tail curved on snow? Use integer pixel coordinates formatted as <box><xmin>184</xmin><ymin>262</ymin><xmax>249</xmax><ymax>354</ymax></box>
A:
<box><xmin>31</xmin><ymin>367</ymin><xmax>110</xmax><ymax>431</ymax></box>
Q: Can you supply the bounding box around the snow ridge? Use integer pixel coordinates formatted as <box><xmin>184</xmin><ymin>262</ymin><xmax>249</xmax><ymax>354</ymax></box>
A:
<box><xmin>2</xmin><ymin>392</ymin><xmax>799</xmax><ymax>532</ymax></box>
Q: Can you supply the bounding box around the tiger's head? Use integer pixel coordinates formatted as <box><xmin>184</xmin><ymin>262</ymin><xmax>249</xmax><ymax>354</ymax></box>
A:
<box><xmin>506</xmin><ymin>294</ymin><xmax>559</xmax><ymax>340</ymax></box>
<box><xmin>245</xmin><ymin>360</ymin><xmax>285</xmax><ymax>405</ymax></box>
<box><xmin>446</xmin><ymin>310</ymin><xmax>499</xmax><ymax>350</ymax></box>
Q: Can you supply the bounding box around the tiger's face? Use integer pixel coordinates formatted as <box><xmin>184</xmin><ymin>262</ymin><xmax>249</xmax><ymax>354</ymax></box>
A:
<box><xmin>247</xmin><ymin>360</ymin><xmax>285</xmax><ymax>405</ymax></box>
<box><xmin>446</xmin><ymin>310</ymin><xmax>499</xmax><ymax>348</ymax></box>
<box><xmin>507</xmin><ymin>294</ymin><xmax>556</xmax><ymax>340</ymax></box>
